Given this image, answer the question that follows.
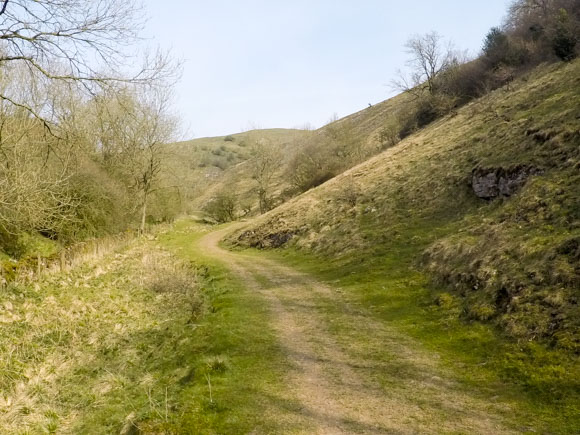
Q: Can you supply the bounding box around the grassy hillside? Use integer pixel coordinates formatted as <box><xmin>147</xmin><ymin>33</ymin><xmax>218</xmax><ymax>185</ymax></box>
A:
<box><xmin>229</xmin><ymin>60</ymin><xmax>580</xmax><ymax>349</ymax></box>
<box><xmin>168</xmin><ymin>129</ymin><xmax>309</xmax><ymax>212</ymax></box>
<box><xmin>170</xmin><ymin>92</ymin><xmax>412</xmax><ymax>218</ymax></box>
<box><xmin>173</xmin><ymin>128</ymin><xmax>305</xmax><ymax>172</ymax></box>
<box><xmin>323</xmin><ymin>91</ymin><xmax>410</xmax><ymax>148</ymax></box>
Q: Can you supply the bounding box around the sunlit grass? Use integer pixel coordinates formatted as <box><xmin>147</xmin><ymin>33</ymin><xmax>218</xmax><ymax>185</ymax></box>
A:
<box><xmin>260</xmin><ymin>241</ymin><xmax>580</xmax><ymax>433</ymax></box>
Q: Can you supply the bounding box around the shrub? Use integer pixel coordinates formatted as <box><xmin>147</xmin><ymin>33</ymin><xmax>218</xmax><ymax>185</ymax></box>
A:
<box><xmin>483</xmin><ymin>27</ymin><xmax>510</xmax><ymax>67</ymax></box>
<box><xmin>142</xmin><ymin>251</ymin><xmax>204</xmax><ymax>320</ymax></box>
<box><xmin>203</xmin><ymin>191</ymin><xmax>237</xmax><ymax>223</ymax></box>
<box><xmin>56</xmin><ymin>162</ymin><xmax>133</xmax><ymax>242</ymax></box>
<box><xmin>437</xmin><ymin>59</ymin><xmax>488</xmax><ymax>103</ymax></box>
<box><xmin>397</xmin><ymin>95</ymin><xmax>442</xmax><ymax>139</ymax></box>
<box><xmin>287</xmin><ymin>152</ymin><xmax>338</xmax><ymax>192</ymax></box>
<box><xmin>287</xmin><ymin>138</ymin><xmax>342</xmax><ymax>193</ymax></box>
<box><xmin>377</xmin><ymin>124</ymin><xmax>400</xmax><ymax>149</ymax></box>
<box><xmin>420</xmin><ymin>95</ymin><xmax>454</xmax><ymax>123</ymax></box>
<box><xmin>211</xmin><ymin>157</ymin><xmax>228</xmax><ymax>170</ymax></box>
<box><xmin>147</xmin><ymin>189</ymin><xmax>182</xmax><ymax>224</ymax></box>
<box><xmin>0</xmin><ymin>230</ymin><xmax>26</xmax><ymax>258</ymax></box>
<box><xmin>482</xmin><ymin>28</ymin><xmax>529</xmax><ymax>69</ymax></box>
<box><xmin>397</xmin><ymin>110</ymin><xmax>417</xmax><ymax>139</ymax></box>
<box><xmin>223</xmin><ymin>135</ymin><xmax>235</xmax><ymax>142</ymax></box>
<box><xmin>552</xmin><ymin>9</ymin><xmax>577</xmax><ymax>61</ymax></box>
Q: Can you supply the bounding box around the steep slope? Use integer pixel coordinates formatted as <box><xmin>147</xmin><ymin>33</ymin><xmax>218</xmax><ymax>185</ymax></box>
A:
<box><xmin>229</xmin><ymin>60</ymin><xmax>580</xmax><ymax>349</ymax></box>
<box><xmin>321</xmin><ymin>91</ymin><xmax>409</xmax><ymax>148</ymax></box>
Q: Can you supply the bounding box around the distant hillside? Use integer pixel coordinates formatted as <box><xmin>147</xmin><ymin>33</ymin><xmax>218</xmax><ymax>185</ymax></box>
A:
<box><xmin>173</xmin><ymin>92</ymin><xmax>413</xmax><ymax>218</ymax></box>
<box><xmin>228</xmin><ymin>60</ymin><xmax>580</xmax><ymax>350</ymax></box>
<box><xmin>167</xmin><ymin>128</ymin><xmax>309</xmax><ymax>212</ymax></box>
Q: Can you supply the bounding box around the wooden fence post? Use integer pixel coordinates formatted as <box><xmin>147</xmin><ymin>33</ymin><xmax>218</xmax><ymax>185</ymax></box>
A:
<box><xmin>37</xmin><ymin>253</ymin><xmax>42</xmax><ymax>279</ymax></box>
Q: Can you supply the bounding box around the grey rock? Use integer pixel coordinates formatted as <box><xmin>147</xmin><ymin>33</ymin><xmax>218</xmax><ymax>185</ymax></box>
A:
<box><xmin>471</xmin><ymin>165</ymin><xmax>543</xmax><ymax>199</ymax></box>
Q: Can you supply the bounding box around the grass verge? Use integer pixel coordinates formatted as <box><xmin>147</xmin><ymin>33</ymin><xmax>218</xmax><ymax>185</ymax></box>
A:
<box><xmin>255</xmin><ymin>242</ymin><xmax>580</xmax><ymax>434</ymax></box>
<box><xmin>0</xmin><ymin>221</ymin><xmax>292</xmax><ymax>434</ymax></box>
<box><xmin>156</xmin><ymin>219</ymin><xmax>300</xmax><ymax>434</ymax></box>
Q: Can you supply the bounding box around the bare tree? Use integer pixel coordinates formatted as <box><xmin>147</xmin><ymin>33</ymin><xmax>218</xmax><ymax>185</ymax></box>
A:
<box><xmin>507</xmin><ymin>0</ymin><xmax>553</xmax><ymax>27</ymax></box>
<box><xmin>0</xmin><ymin>87</ymin><xmax>78</xmax><ymax>236</ymax></box>
<box><xmin>250</xmin><ymin>138</ymin><xmax>282</xmax><ymax>214</ymax></box>
<box><xmin>134</xmin><ymin>90</ymin><xmax>179</xmax><ymax>234</ymax></box>
<box><xmin>392</xmin><ymin>31</ymin><xmax>455</xmax><ymax>97</ymax></box>
<box><xmin>92</xmin><ymin>86</ymin><xmax>178</xmax><ymax>234</ymax></box>
<box><xmin>287</xmin><ymin>132</ymin><xmax>338</xmax><ymax>193</ymax></box>
<box><xmin>0</xmin><ymin>1</ymin><xmax>182</xmax><ymax>248</ymax></box>
<box><xmin>0</xmin><ymin>0</ymin><xmax>175</xmax><ymax>124</ymax></box>
<box><xmin>324</xmin><ymin>119</ymin><xmax>366</xmax><ymax>164</ymax></box>
<box><xmin>203</xmin><ymin>190</ymin><xmax>237</xmax><ymax>223</ymax></box>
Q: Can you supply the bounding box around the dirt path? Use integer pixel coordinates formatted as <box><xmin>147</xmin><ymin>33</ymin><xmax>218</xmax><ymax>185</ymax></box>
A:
<box><xmin>197</xmin><ymin>227</ymin><xmax>517</xmax><ymax>434</ymax></box>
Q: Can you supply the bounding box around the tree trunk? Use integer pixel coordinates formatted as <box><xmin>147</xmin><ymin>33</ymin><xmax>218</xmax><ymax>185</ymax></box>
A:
<box><xmin>258</xmin><ymin>189</ymin><xmax>267</xmax><ymax>214</ymax></box>
<box><xmin>140</xmin><ymin>192</ymin><xmax>148</xmax><ymax>236</ymax></box>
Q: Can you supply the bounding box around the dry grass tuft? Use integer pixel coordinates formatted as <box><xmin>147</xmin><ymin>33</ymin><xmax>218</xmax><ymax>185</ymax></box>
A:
<box><xmin>141</xmin><ymin>250</ymin><xmax>204</xmax><ymax>320</ymax></box>
<box><xmin>0</xmin><ymin>238</ymin><xmax>203</xmax><ymax>433</ymax></box>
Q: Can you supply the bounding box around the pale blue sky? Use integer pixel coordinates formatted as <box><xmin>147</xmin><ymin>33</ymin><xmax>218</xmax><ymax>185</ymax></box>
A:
<box><xmin>141</xmin><ymin>1</ymin><xmax>511</xmax><ymax>138</ymax></box>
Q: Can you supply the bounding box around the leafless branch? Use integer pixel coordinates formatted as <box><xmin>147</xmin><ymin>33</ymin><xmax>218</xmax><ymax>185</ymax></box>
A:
<box><xmin>0</xmin><ymin>0</ymin><xmax>8</xmax><ymax>16</ymax></box>
<box><xmin>391</xmin><ymin>31</ymin><xmax>455</xmax><ymax>97</ymax></box>
<box><xmin>0</xmin><ymin>0</ymin><xmax>179</xmax><ymax>124</ymax></box>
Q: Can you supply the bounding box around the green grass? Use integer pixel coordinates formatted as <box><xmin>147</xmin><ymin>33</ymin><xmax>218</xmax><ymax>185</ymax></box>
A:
<box><xmin>3</xmin><ymin>217</ymin><xmax>577</xmax><ymax>432</ymax></box>
<box><xmin>256</xmin><ymin>240</ymin><xmax>580</xmax><ymax>433</ymax></box>
<box><xmin>1</xmin><ymin>238</ymin><xmax>214</xmax><ymax>433</ymax></box>
<box><xmin>0</xmin><ymin>221</ymin><xmax>294</xmax><ymax>434</ymax></box>
<box><xmin>0</xmin><ymin>231</ymin><xmax>59</xmax><ymax>261</ymax></box>
<box><xmin>155</xmin><ymin>219</ymin><xmax>301</xmax><ymax>433</ymax></box>
<box><xmin>227</xmin><ymin>59</ymin><xmax>580</xmax><ymax>382</ymax></box>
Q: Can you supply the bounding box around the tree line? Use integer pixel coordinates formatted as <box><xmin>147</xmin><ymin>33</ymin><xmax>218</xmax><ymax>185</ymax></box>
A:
<box><xmin>391</xmin><ymin>0</ymin><xmax>579</xmax><ymax>139</ymax></box>
<box><xmin>0</xmin><ymin>0</ymin><xmax>183</xmax><ymax>258</ymax></box>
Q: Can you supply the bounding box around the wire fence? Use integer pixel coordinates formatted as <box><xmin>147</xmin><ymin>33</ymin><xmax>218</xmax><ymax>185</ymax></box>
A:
<box><xmin>0</xmin><ymin>232</ymin><xmax>135</xmax><ymax>288</ymax></box>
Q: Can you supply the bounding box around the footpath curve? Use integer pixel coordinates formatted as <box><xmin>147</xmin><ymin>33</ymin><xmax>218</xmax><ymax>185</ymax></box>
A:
<box><xmin>195</xmin><ymin>226</ymin><xmax>515</xmax><ymax>434</ymax></box>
